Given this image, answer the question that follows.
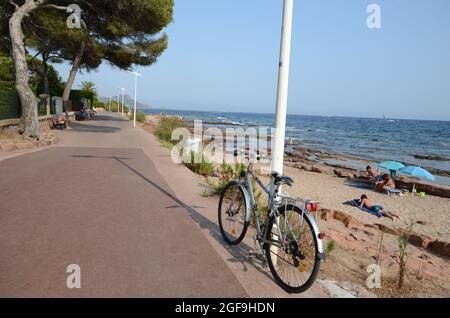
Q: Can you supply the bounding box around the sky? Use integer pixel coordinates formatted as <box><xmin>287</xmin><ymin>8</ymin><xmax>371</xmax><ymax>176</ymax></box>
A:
<box><xmin>54</xmin><ymin>0</ymin><xmax>450</xmax><ymax>121</ymax></box>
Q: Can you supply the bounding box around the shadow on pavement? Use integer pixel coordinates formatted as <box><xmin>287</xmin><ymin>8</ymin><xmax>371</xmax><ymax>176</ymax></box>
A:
<box><xmin>94</xmin><ymin>115</ymin><xmax>130</xmax><ymax>122</ymax></box>
<box><xmin>69</xmin><ymin>122</ymin><xmax>122</xmax><ymax>133</ymax></box>
<box><xmin>72</xmin><ymin>154</ymin><xmax>276</xmax><ymax>284</ymax></box>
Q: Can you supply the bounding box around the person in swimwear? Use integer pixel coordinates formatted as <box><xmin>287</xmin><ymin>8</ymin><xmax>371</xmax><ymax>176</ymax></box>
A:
<box><xmin>375</xmin><ymin>174</ymin><xmax>396</xmax><ymax>193</ymax></box>
<box><xmin>366</xmin><ymin>166</ymin><xmax>383</xmax><ymax>182</ymax></box>
<box><xmin>360</xmin><ymin>195</ymin><xmax>399</xmax><ymax>220</ymax></box>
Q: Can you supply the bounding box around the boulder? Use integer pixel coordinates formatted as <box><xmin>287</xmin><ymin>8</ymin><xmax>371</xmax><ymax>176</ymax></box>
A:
<box><xmin>334</xmin><ymin>169</ymin><xmax>354</xmax><ymax>179</ymax></box>
<box><xmin>301</xmin><ymin>164</ymin><xmax>313</xmax><ymax>171</ymax></box>
<box><xmin>311</xmin><ymin>165</ymin><xmax>333</xmax><ymax>175</ymax></box>
<box><xmin>374</xmin><ymin>224</ymin><xmax>404</xmax><ymax>236</ymax></box>
<box><xmin>428</xmin><ymin>241</ymin><xmax>450</xmax><ymax>258</ymax></box>
<box><xmin>319</xmin><ymin>209</ymin><xmax>334</xmax><ymax>221</ymax></box>
<box><xmin>344</xmin><ymin>216</ymin><xmax>364</xmax><ymax>229</ymax></box>
<box><xmin>396</xmin><ymin>179</ymin><xmax>450</xmax><ymax>199</ymax></box>
<box><xmin>408</xmin><ymin>234</ymin><xmax>432</xmax><ymax>249</ymax></box>
<box><xmin>333</xmin><ymin>210</ymin><xmax>348</xmax><ymax>223</ymax></box>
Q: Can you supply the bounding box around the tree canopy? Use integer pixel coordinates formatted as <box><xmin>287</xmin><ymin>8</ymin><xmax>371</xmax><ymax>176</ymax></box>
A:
<box><xmin>0</xmin><ymin>0</ymin><xmax>174</xmax><ymax>138</ymax></box>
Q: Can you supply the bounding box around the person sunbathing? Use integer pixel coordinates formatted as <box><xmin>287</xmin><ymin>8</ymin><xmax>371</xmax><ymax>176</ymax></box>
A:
<box><xmin>360</xmin><ymin>195</ymin><xmax>399</xmax><ymax>220</ymax></box>
<box><xmin>366</xmin><ymin>166</ymin><xmax>383</xmax><ymax>181</ymax></box>
<box><xmin>375</xmin><ymin>174</ymin><xmax>396</xmax><ymax>193</ymax></box>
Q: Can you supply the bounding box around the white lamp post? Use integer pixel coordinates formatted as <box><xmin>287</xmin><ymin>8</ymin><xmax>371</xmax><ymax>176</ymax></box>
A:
<box><xmin>121</xmin><ymin>88</ymin><xmax>126</xmax><ymax>117</ymax></box>
<box><xmin>271</xmin><ymin>0</ymin><xmax>294</xmax><ymax>178</ymax></box>
<box><xmin>269</xmin><ymin>0</ymin><xmax>294</xmax><ymax>265</ymax></box>
<box><xmin>128</xmin><ymin>71</ymin><xmax>142</xmax><ymax>128</ymax></box>
<box><xmin>109</xmin><ymin>96</ymin><xmax>112</xmax><ymax>112</ymax></box>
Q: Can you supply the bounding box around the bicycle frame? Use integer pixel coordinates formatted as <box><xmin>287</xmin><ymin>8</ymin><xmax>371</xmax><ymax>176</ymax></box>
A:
<box><xmin>236</xmin><ymin>162</ymin><xmax>324</xmax><ymax>255</ymax></box>
<box><xmin>237</xmin><ymin>163</ymin><xmax>290</xmax><ymax>250</ymax></box>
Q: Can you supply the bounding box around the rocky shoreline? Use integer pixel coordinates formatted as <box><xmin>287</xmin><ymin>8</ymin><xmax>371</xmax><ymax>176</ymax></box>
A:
<box><xmin>145</xmin><ymin>114</ymin><xmax>450</xmax><ymax>199</ymax></box>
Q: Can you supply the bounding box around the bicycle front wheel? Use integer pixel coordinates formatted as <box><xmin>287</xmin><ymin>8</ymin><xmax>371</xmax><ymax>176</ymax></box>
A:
<box><xmin>218</xmin><ymin>181</ymin><xmax>249</xmax><ymax>245</ymax></box>
<box><xmin>264</xmin><ymin>204</ymin><xmax>321</xmax><ymax>294</ymax></box>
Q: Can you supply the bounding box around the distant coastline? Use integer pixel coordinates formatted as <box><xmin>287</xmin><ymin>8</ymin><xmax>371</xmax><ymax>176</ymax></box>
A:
<box><xmin>143</xmin><ymin>109</ymin><xmax>450</xmax><ymax>186</ymax></box>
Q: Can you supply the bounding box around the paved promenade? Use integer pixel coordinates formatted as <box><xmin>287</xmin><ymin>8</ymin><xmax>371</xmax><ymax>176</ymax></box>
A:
<box><xmin>0</xmin><ymin>112</ymin><xmax>327</xmax><ymax>298</ymax></box>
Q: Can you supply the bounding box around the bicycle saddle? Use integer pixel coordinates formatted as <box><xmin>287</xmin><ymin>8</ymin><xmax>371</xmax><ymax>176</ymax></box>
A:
<box><xmin>271</xmin><ymin>172</ymin><xmax>294</xmax><ymax>187</ymax></box>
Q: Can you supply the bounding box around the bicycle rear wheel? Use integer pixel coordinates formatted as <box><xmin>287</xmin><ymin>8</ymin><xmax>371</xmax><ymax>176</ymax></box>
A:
<box><xmin>264</xmin><ymin>204</ymin><xmax>321</xmax><ymax>293</ymax></box>
<box><xmin>218</xmin><ymin>181</ymin><xmax>249</xmax><ymax>245</ymax></box>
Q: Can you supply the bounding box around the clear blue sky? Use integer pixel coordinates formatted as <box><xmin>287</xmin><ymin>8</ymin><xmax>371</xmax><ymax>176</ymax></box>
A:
<box><xmin>54</xmin><ymin>0</ymin><xmax>450</xmax><ymax>120</ymax></box>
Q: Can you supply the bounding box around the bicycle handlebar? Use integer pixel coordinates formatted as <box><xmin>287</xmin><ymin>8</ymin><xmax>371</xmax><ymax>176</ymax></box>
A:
<box><xmin>233</xmin><ymin>149</ymin><xmax>272</xmax><ymax>161</ymax></box>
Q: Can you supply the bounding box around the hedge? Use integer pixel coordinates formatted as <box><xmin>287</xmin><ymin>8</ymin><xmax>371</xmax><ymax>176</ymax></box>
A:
<box><xmin>69</xmin><ymin>90</ymin><xmax>95</xmax><ymax>104</ymax></box>
<box><xmin>0</xmin><ymin>89</ymin><xmax>21</xmax><ymax>120</ymax></box>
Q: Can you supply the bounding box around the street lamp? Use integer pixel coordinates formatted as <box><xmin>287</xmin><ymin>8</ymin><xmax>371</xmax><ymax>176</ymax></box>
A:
<box><xmin>109</xmin><ymin>96</ymin><xmax>112</xmax><ymax>112</ymax></box>
<box><xmin>128</xmin><ymin>71</ymin><xmax>142</xmax><ymax>128</ymax></box>
<box><xmin>270</xmin><ymin>0</ymin><xmax>294</xmax><ymax>265</ymax></box>
<box><xmin>271</xmin><ymin>0</ymin><xmax>294</xmax><ymax>178</ymax></box>
<box><xmin>121</xmin><ymin>88</ymin><xmax>126</xmax><ymax>117</ymax></box>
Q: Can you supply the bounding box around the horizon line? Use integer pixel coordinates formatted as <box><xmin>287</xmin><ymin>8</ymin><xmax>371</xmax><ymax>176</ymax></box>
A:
<box><xmin>137</xmin><ymin>107</ymin><xmax>450</xmax><ymax>123</ymax></box>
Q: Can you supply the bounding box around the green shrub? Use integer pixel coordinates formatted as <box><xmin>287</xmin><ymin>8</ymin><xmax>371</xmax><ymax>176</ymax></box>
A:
<box><xmin>70</xmin><ymin>89</ymin><xmax>95</xmax><ymax>104</ymax></box>
<box><xmin>326</xmin><ymin>239</ymin><xmax>336</xmax><ymax>255</ymax></box>
<box><xmin>93</xmin><ymin>100</ymin><xmax>105</xmax><ymax>109</ymax></box>
<box><xmin>129</xmin><ymin>110</ymin><xmax>146</xmax><ymax>123</ymax></box>
<box><xmin>185</xmin><ymin>151</ymin><xmax>215</xmax><ymax>177</ymax></box>
<box><xmin>0</xmin><ymin>89</ymin><xmax>21</xmax><ymax>120</ymax></box>
<box><xmin>154</xmin><ymin>115</ymin><xmax>183</xmax><ymax>143</ymax></box>
<box><xmin>109</xmin><ymin>102</ymin><xmax>120</xmax><ymax>112</ymax></box>
<box><xmin>0</xmin><ymin>81</ymin><xmax>15</xmax><ymax>92</ymax></box>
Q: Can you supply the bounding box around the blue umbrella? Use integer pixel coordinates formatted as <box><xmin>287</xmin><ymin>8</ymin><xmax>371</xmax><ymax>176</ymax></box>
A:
<box><xmin>378</xmin><ymin>161</ymin><xmax>405</xmax><ymax>178</ymax></box>
<box><xmin>378</xmin><ymin>161</ymin><xmax>405</xmax><ymax>171</ymax></box>
<box><xmin>400</xmin><ymin>166</ymin><xmax>436</xmax><ymax>182</ymax></box>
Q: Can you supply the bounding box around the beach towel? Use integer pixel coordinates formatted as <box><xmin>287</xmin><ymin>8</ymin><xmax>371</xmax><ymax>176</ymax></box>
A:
<box><xmin>386</xmin><ymin>188</ymin><xmax>401</xmax><ymax>195</ymax></box>
<box><xmin>343</xmin><ymin>200</ymin><xmax>384</xmax><ymax>218</ymax></box>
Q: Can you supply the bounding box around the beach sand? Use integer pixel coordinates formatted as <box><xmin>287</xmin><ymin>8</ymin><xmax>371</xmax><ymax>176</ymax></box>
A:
<box><xmin>253</xmin><ymin>163</ymin><xmax>450</xmax><ymax>297</ymax></box>
<box><xmin>144</xmin><ymin>116</ymin><xmax>450</xmax><ymax>297</ymax></box>
<box><xmin>278</xmin><ymin>165</ymin><xmax>450</xmax><ymax>240</ymax></box>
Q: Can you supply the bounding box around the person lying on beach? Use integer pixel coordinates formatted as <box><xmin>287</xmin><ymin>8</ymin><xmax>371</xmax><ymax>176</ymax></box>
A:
<box><xmin>360</xmin><ymin>195</ymin><xmax>399</xmax><ymax>220</ymax></box>
<box><xmin>375</xmin><ymin>174</ymin><xmax>396</xmax><ymax>193</ymax></box>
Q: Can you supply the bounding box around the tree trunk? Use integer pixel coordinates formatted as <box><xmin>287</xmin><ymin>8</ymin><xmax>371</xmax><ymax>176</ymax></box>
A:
<box><xmin>43</xmin><ymin>61</ymin><xmax>50</xmax><ymax>96</ymax></box>
<box><xmin>42</xmin><ymin>54</ymin><xmax>49</xmax><ymax>95</ymax></box>
<box><xmin>9</xmin><ymin>0</ymin><xmax>45</xmax><ymax>138</ymax></box>
<box><xmin>62</xmin><ymin>39</ymin><xmax>86</xmax><ymax>101</ymax></box>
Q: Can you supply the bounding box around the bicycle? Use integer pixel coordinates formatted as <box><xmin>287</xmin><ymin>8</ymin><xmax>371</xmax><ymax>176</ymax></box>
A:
<box><xmin>218</xmin><ymin>150</ymin><xmax>325</xmax><ymax>293</ymax></box>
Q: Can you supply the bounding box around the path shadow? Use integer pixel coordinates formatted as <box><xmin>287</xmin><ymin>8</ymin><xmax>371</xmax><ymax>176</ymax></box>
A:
<box><xmin>69</xmin><ymin>122</ymin><xmax>122</xmax><ymax>133</ymax></box>
<box><xmin>94</xmin><ymin>115</ymin><xmax>129</xmax><ymax>122</ymax></box>
<box><xmin>344</xmin><ymin>180</ymin><xmax>375</xmax><ymax>191</ymax></box>
<box><xmin>73</xmin><ymin>154</ymin><xmax>276</xmax><ymax>282</ymax></box>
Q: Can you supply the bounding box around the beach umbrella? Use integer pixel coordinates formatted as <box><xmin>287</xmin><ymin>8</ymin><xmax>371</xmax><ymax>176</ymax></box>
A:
<box><xmin>400</xmin><ymin>166</ymin><xmax>436</xmax><ymax>182</ymax></box>
<box><xmin>378</xmin><ymin>161</ymin><xmax>405</xmax><ymax>171</ymax></box>
<box><xmin>378</xmin><ymin>161</ymin><xmax>405</xmax><ymax>178</ymax></box>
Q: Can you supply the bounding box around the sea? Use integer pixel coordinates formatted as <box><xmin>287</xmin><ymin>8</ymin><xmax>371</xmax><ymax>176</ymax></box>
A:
<box><xmin>143</xmin><ymin>109</ymin><xmax>450</xmax><ymax>186</ymax></box>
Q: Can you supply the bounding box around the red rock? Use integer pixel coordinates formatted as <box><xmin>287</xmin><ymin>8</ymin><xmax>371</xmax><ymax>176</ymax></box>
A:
<box><xmin>311</xmin><ymin>165</ymin><xmax>333</xmax><ymax>175</ymax></box>
<box><xmin>408</xmin><ymin>234</ymin><xmax>432</xmax><ymax>249</ymax></box>
<box><xmin>301</xmin><ymin>164</ymin><xmax>312</xmax><ymax>171</ymax></box>
<box><xmin>320</xmin><ymin>209</ymin><xmax>334</xmax><ymax>221</ymax></box>
<box><xmin>428</xmin><ymin>241</ymin><xmax>450</xmax><ymax>258</ymax></box>
<box><xmin>334</xmin><ymin>170</ymin><xmax>355</xmax><ymax>179</ymax></box>
<box><xmin>333</xmin><ymin>210</ymin><xmax>348</xmax><ymax>223</ymax></box>
<box><xmin>344</xmin><ymin>216</ymin><xmax>364</xmax><ymax>229</ymax></box>
<box><xmin>374</xmin><ymin>224</ymin><xmax>403</xmax><ymax>236</ymax></box>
